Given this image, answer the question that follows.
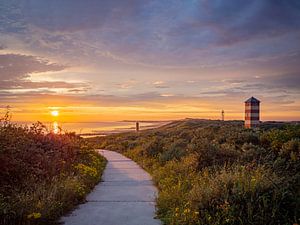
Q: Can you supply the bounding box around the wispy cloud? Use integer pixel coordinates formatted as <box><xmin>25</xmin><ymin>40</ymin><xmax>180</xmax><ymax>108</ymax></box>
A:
<box><xmin>153</xmin><ymin>81</ymin><xmax>169</xmax><ymax>88</ymax></box>
<box><xmin>0</xmin><ymin>54</ymin><xmax>65</xmax><ymax>80</ymax></box>
<box><xmin>0</xmin><ymin>53</ymin><xmax>89</xmax><ymax>92</ymax></box>
<box><xmin>0</xmin><ymin>0</ymin><xmax>299</xmax><ymax>120</ymax></box>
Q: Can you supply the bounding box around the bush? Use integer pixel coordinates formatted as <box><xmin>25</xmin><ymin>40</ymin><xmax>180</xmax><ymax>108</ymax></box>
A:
<box><xmin>188</xmin><ymin>166</ymin><xmax>289</xmax><ymax>225</ymax></box>
<box><xmin>0</xmin><ymin>117</ymin><xmax>106</xmax><ymax>225</ymax></box>
<box><xmin>90</xmin><ymin>119</ymin><xmax>300</xmax><ymax>225</ymax></box>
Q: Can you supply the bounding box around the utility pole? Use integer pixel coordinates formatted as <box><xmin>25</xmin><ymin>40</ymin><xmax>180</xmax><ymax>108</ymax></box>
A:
<box><xmin>221</xmin><ymin>110</ymin><xmax>224</xmax><ymax>121</ymax></box>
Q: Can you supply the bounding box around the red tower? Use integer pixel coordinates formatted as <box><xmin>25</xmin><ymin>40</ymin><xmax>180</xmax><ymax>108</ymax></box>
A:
<box><xmin>245</xmin><ymin>97</ymin><xmax>260</xmax><ymax>128</ymax></box>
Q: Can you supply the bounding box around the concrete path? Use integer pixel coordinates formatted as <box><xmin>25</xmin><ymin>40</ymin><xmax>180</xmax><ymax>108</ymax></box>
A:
<box><xmin>61</xmin><ymin>150</ymin><xmax>161</xmax><ymax>225</ymax></box>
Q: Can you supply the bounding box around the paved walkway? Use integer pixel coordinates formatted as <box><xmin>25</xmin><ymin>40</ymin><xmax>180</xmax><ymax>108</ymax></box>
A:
<box><xmin>61</xmin><ymin>150</ymin><xmax>161</xmax><ymax>225</ymax></box>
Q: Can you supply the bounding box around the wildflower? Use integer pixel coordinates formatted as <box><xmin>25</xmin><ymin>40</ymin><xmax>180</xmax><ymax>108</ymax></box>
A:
<box><xmin>75</xmin><ymin>163</ymin><xmax>98</xmax><ymax>178</ymax></box>
<box><xmin>250</xmin><ymin>177</ymin><xmax>257</xmax><ymax>189</ymax></box>
<box><xmin>76</xmin><ymin>184</ymin><xmax>86</xmax><ymax>196</ymax></box>
<box><xmin>290</xmin><ymin>152</ymin><xmax>297</xmax><ymax>161</ymax></box>
<box><xmin>36</xmin><ymin>201</ymin><xmax>42</xmax><ymax>209</ymax></box>
<box><xmin>27</xmin><ymin>212</ymin><xmax>41</xmax><ymax>219</ymax></box>
<box><xmin>203</xmin><ymin>170</ymin><xmax>209</xmax><ymax>177</ymax></box>
<box><xmin>183</xmin><ymin>208</ymin><xmax>190</xmax><ymax>214</ymax></box>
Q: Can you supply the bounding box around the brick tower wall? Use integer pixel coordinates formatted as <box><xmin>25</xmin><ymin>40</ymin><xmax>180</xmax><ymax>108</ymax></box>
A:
<box><xmin>245</xmin><ymin>102</ymin><xmax>260</xmax><ymax>128</ymax></box>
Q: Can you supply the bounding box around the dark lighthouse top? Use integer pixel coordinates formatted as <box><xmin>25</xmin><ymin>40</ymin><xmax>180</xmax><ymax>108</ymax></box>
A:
<box><xmin>245</xmin><ymin>97</ymin><xmax>260</xmax><ymax>104</ymax></box>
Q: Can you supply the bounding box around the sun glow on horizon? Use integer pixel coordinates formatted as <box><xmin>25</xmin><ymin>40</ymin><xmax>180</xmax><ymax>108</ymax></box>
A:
<box><xmin>51</xmin><ymin>110</ymin><xmax>59</xmax><ymax>117</ymax></box>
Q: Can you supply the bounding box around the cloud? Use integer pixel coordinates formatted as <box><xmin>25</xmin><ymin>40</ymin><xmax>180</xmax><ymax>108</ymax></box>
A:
<box><xmin>115</xmin><ymin>80</ymin><xmax>138</xmax><ymax>89</ymax></box>
<box><xmin>0</xmin><ymin>54</ymin><xmax>65</xmax><ymax>81</ymax></box>
<box><xmin>67</xmin><ymin>88</ymin><xmax>89</xmax><ymax>93</ymax></box>
<box><xmin>153</xmin><ymin>81</ymin><xmax>169</xmax><ymax>88</ymax></box>
<box><xmin>198</xmin><ymin>72</ymin><xmax>300</xmax><ymax>111</ymax></box>
<box><xmin>160</xmin><ymin>93</ymin><xmax>174</xmax><ymax>97</ymax></box>
<box><xmin>171</xmin><ymin>0</ymin><xmax>300</xmax><ymax>46</ymax></box>
<box><xmin>264</xmin><ymin>73</ymin><xmax>300</xmax><ymax>89</ymax></box>
<box><xmin>0</xmin><ymin>80</ymin><xmax>88</xmax><ymax>90</ymax></box>
<box><xmin>0</xmin><ymin>1</ymin><xmax>299</xmax><ymax>121</ymax></box>
<box><xmin>0</xmin><ymin>53</ymin><xmax>90</xmax><ymax>91</ymax></box>
<box><xmin>0</xmin><ymin>90</ymin><xmax>177</xmax><ymax>107</ymax></box>
<box><xmin>1</xmin><ymin>0</ymin><xmax>300</xmax><ymax>68</ymax></box>
<box><xmin>234</xmin><ymin>73</ymin><xmax>300</xmax><ymax>92</ymax></box>
<box><xmin>222</xmin><ymin>79</ymin><xmax>245</xmax><ymax>84</ymax></box>
<box><xmin>153</xmin><ymin>81</ymin><xmax>164</xmax><ymax>85</ymax></box>
<box><xmin>17</xmin><ymin>0</ymin><xmax>141</xmax><ymax>32</ymax></box>
<box><xmin>126</xmin><ymin>92</ymin><xmax>162</xmax><ymax>101</ymax></box>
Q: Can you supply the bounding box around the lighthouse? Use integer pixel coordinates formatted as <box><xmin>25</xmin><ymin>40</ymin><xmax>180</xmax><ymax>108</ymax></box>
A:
<box><xmin>244</xmin><ymin>97</ymin><xmax>260</xmax><ymax>128</ymax></box>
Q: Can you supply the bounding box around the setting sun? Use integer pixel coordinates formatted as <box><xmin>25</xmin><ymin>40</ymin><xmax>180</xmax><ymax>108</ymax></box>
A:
<box><xmin>51</xmin><ymin>110</ymin><xmax>59</xmax><ymax>117</ymax></box>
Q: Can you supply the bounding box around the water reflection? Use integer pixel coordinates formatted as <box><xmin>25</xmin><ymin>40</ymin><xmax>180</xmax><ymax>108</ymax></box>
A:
<box><xmin>52</xmin><ymin>121</ymin><xmax>59</xmax><ymax>134</ymax></box>
<box><xmin>46</xmin><ymin>121</ymin><xmax>168</xmax><ymax>135</ymax></box>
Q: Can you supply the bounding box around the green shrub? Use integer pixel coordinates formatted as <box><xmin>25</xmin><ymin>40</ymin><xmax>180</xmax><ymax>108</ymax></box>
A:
<box><xmin>188</xmin><ymin>166</ymin><xmax>289</xmax><ymax>225</ymax></box>
<box><xmin>90</xmin><ymin>119</ymin><xmax>300</xmax><ymax>225</ymax></box>
<box><xmin>0</xmin><ymin>118</ymin><xmax>106</xmax><ymax>225</ymax></box>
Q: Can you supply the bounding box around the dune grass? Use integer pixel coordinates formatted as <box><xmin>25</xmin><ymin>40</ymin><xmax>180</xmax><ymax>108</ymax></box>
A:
<box><xmin>90</xmin><ymin>119</ymin><xmax>300</xmax><ymax>225</ymax></box>
<box><xmin>0</xmin><ymin>114</ymin><xmax>106</xmax><ymax>225</ymax></box>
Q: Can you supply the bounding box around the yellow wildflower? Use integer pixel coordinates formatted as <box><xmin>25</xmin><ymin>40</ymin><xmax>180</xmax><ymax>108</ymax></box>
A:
<box><xmin>183</xmin><ymin>208</ymin><xmax>190</xmax><ymax>214</ymax></box>
<box><xmin>27</xmin><ymin>212</ymin><xmax>41</xmax><ymax>219</ymax></box>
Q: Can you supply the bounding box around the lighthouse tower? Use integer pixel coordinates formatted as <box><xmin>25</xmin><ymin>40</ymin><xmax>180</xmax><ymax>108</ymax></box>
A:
<box><xmin>244</xmin><ymin>97</ymin><xmax>260</xmax><ymax>128</ymax></box>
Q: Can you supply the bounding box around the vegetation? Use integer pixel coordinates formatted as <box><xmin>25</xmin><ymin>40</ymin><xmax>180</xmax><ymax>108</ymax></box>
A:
<box><xmin>90</xmin><ymin>119</ymin><xmax>300</xmax><ymax>225</ymax></box>
<box><xmin>0</xmin><ymin>111</ymin><xmax>107</xmax><ymax>225</ymax></box>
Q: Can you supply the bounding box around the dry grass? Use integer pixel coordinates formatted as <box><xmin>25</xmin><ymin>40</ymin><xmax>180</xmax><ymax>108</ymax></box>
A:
<box><xmin>0</xmin><ymin>114</ymin><xmax>106</xmax><ymax>225</ymax></box>
<box><xmin>92</xmin><ymin>119</ymin><xmax>300</xmax><ymax>225</ymax></box>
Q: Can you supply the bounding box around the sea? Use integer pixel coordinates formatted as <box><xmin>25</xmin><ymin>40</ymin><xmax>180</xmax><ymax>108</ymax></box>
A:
<box><xmin>14</xmin><ymin>121</ymin><xmax>169</xmax><ymax>137</ymax></box>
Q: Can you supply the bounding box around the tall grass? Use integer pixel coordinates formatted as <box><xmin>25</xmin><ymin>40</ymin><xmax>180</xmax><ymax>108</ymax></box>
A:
<box><xmin>91</xmin><ymin>119</ymin><xmax>300</xmax><ymax>225</ymax></box>
<box><xmin>0</xmin><ymin>112</ymin><xmax>106</xmax><ymax>225</ymax></box>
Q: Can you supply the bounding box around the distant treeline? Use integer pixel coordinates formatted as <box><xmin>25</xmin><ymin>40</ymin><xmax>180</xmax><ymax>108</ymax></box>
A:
<box><xmin>90</xmin><ymin>119</ymin><xmax>300</xmax><ymax>225</ymax></box>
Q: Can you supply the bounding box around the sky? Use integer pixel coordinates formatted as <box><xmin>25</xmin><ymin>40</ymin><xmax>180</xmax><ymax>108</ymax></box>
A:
<box><xmin>0</xmin><ymin>0</ymin><xmax>300</xmax><ymax>122</ymax></box>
